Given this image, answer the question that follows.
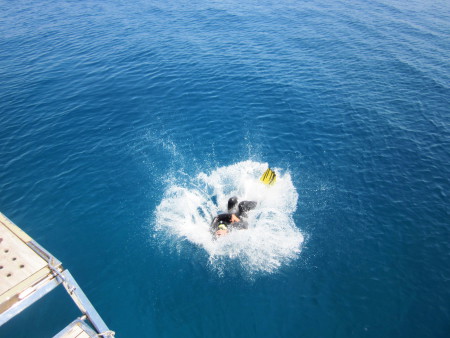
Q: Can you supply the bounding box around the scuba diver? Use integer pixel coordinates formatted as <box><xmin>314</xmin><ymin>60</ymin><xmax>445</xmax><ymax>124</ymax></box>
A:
<box><xmin>210</xmin><ymin>168</ymin><xmax>275</xmax><ymax>238</ymax></box>
<box><xmin>210</xmin><ymin>197</ymin><xmax>257</xmax><ymax>238</ymax></box>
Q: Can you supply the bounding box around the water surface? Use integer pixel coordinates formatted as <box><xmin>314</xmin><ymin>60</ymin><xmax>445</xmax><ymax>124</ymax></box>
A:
<box><xmin>0</xmin><ymin>0</ymin><xmax>449</xmax><ymax>337</ymax></box>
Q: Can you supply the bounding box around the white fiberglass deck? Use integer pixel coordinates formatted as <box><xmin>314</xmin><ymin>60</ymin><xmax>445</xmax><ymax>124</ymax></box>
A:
<box><xmin>0</xmin><ymin>213</ymin><xmax>53</xmax><ymax>314</ymax></box>
<box><xmin>0</xmin><ymin>212</ymin><xmax>114</xmax><ymax>338</ymax></box>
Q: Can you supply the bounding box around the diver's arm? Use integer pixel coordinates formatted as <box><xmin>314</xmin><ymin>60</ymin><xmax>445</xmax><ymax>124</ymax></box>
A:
<box><xmin>210</xmin><ymin>217</ymin><xmax>219</xmax><ymax>228</ymax></box>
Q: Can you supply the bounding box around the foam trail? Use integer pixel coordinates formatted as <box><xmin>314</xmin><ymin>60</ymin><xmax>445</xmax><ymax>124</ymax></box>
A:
<box><xmin>155</xmin><ymin>161</ymin><xmax>304</xmax><ymax>275</ymax></box>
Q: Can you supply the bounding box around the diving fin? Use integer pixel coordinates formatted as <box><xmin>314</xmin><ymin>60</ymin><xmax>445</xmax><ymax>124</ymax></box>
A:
<box><xmin>260</xmin><ymin>168</ymin><xmax>276</xmax><ymax>185</ymax></box>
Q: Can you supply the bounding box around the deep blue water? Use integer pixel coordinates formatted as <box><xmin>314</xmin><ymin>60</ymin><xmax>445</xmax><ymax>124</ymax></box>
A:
<box><xmin>1</xmin><ymin>0</ymin><xmax>449</xmax><ymax>337</ymax></box>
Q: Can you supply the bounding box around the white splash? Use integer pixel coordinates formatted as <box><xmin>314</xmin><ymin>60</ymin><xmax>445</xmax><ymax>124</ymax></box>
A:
<box><xmin>155</xmin><ymin>161</ymin><xmax>304</xmax><ymax>275</ymax></box>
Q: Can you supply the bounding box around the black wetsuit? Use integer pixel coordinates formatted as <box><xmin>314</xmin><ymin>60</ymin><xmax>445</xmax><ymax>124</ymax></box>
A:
<box><xmin>210</xmin><ymin>213</ymin><xmax>248</xmax><ymax>231</ymax></box>
<box><xmin>210</xmin><ymin>200</ymin><xmax>257</xmax><ymax>233</ymax></box>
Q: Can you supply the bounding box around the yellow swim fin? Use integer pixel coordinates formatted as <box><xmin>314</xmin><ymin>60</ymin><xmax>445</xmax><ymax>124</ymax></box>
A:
<box><xmin>260</xmin><ymin>168</ymin><xmax>276</xmax><ymax>185</ymax></box>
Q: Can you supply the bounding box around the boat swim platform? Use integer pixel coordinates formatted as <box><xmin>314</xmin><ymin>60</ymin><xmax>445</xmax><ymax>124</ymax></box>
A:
<box><xmin>0</xmin><ymin>212</ymin><xmax>115</xmax><ymax>337</ymax></box>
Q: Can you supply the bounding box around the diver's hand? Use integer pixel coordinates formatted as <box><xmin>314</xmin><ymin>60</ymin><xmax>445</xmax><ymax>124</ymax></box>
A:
<box><xmin>230</xmin><ymin>214</ymin><xmax>240</xmax><ymax>223</ymax></box>
<box><xmin>215</xmin><ymin>229</ymin><xmax>228</xmax><ymax>237</ymax></box>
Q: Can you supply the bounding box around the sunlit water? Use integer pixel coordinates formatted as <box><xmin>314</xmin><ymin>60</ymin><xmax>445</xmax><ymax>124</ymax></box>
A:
<box><xmin>0</xmin><ymin>0</ymin><xmax>449</xmax><ymax>337</ymax></box>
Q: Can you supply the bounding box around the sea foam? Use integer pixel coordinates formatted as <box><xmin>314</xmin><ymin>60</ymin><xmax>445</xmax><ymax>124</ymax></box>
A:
<box><xmin>155</xmin><ymin>161</ymin><xmax>304</xmax><ymax>275</ymax></box>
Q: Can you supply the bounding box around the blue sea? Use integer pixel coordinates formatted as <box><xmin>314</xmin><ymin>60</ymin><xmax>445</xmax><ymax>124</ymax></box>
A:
<box><xmin>1</xmin><ymin>0</ymin><xmax>449</xmax><ymax>337</ymax></box>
